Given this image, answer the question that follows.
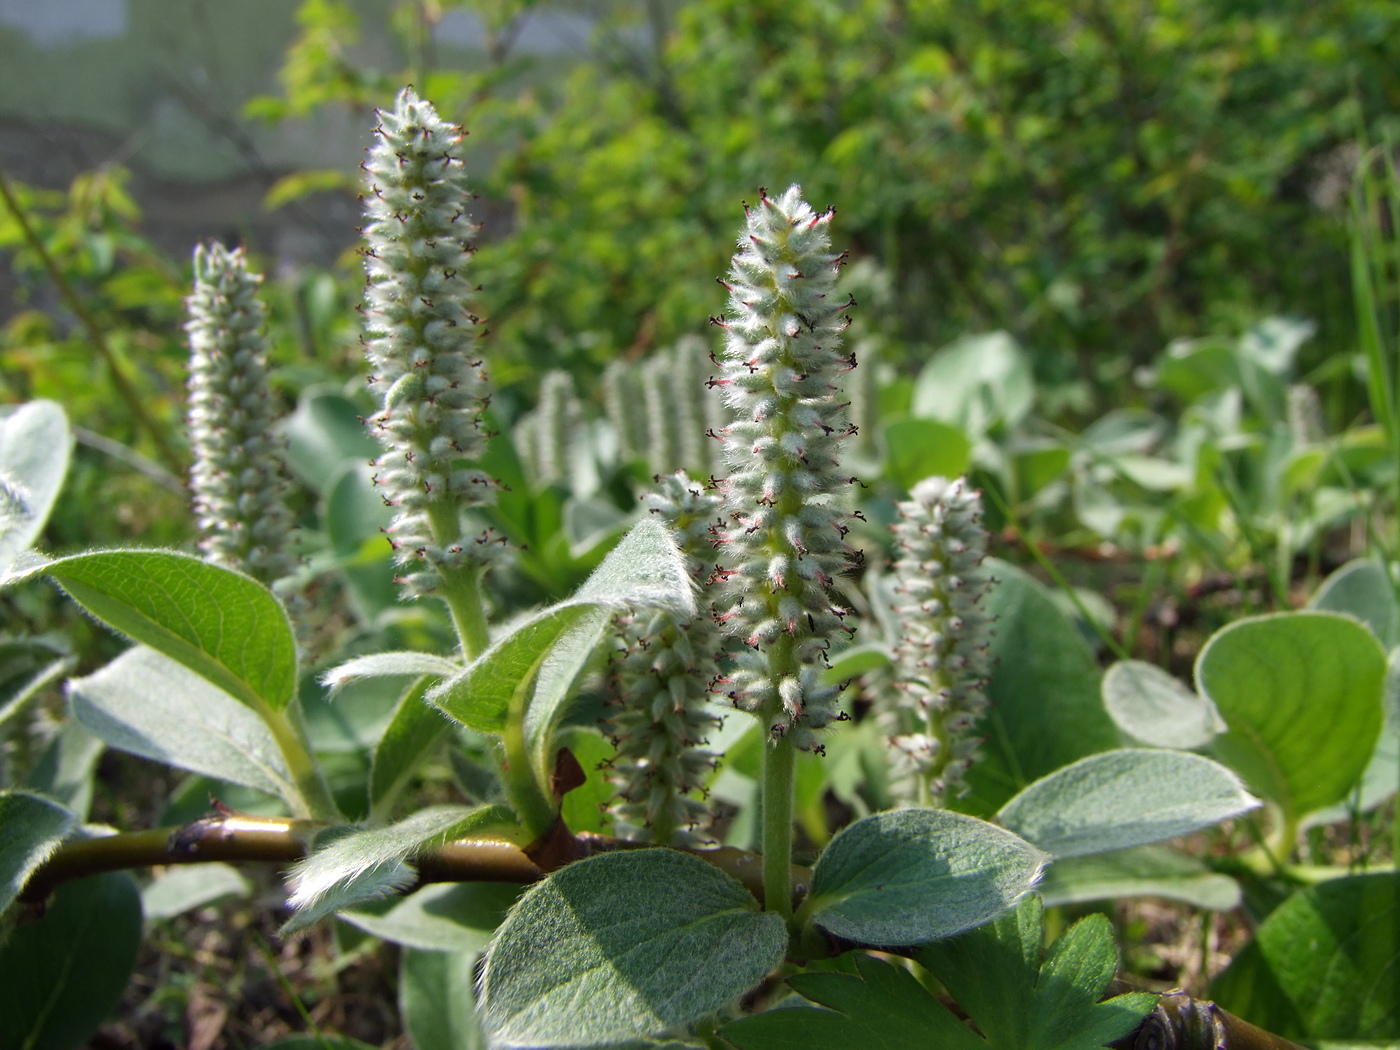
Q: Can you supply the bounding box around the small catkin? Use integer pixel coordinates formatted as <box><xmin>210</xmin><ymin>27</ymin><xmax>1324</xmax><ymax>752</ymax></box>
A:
<box><xmin>711</xmin><ymin>186</ymin><xmax>858</xmax><ymax>752</ymax></box>
<box><xmin>533</xmin><ymin>369</ymin><xmax>582</xmax><ymax>488</ymax></box>
<box><xmin>602</xmin><ymin>358</ymin><xmax>648</xmax><ymax>465</ymax></box>
<box><xmin>360</xmin><ymin>88</ymin><xmax>501</xmax><ymax>597</ymax></box>
<box><xmin>185</xmin><ymin>242</ymin><xmax>297</xmax><ymax>586</ymax></box>
<box><xmin>605</xmin><ymin>472</ymin><xmax>723</xmax><ymax>845</ymax></box>
<box><xmin>886</xmin><ymin>476</ymin><xmax>994</xmax><ymax>806</ymax></box>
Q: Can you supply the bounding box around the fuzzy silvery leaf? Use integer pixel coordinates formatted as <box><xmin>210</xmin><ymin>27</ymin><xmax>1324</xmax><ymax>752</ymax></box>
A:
<box><xmin>322</xmin><ymin>651</ymin><xmax>460</xmax><ymax>692</ymax></box>
<box><xmin>0</xmin><ymin>871</ymin><xmax>142</xmax><ymax>1050</ymax></box>
<box><xmin>1037</xmin><ymin>845</ymin><xmax>1242</xmax><ymax>911</ymax></box>
<box><xmin>1102</xmin><ymin>659</ymin><xmax>1225</xmax><ymax>750</ymax></box>
<box><xmin>805</xmin><ymin>808</ymin><xmax>1046</xmax><ymax>946</ymax></box>
<box><xmin>911</xmin><ymin>331</ymin><xmax>1034</xmax><ymax>436</ymax></box>
<box><xmin>1387</xmin><ymin>646</ymin><xmax>1400</xmax><ymax>738</ymax></box>
<box><xmin>23</xmin><ymin>549</ymin><xmax>297</xmax><ymax>711</ymax></box>
<box><xmin>0</xmin><ymin>790</ymin><xmax>75</xmax><ymax>912</ymax></box>
<box><xmin>141</xmin><ymin>863</ymin><xmax>251</xmax><ymax>920</ymax></box>
<box><xmin>480</xmin><ymin>849</ymin><xmax>787</xmax><ymax>1049</ymax></box>
<box><xmin>1309</xmin><ymin>557</ymin><xmax>1400</xmax><ymax>650</ymax></box>
<box><xmin>24</xmin><ymin>718</ymin><xmax>104</xmax><ymax>818</ymax></box>
<box><xmin>996</xmin><ymin>749</ymin><xmax>1259</xmax><ymax>859</ymax></box>
<box><xmin>0</xmin><ymin>400</ymin><xmax>72</xmax><ymax>577</ymax></box>
<box><xmin>69</xmin><ymin>646</ymin><xmax>296</xmax><ymax>801</ymax></box>
<box><xmin>345</xmin><ymin>881</ymin><xmax>520</xmax><ymax>952</ymax></box>
<box><xmin>282</xmin><ymin>804</ymin><xmax>515</xmax><ymax>934</ymax></box>
<box><xmin>1198</xmin><ymin>612</ymin><xmax>1385</xmax><ymax>823</ymax></box>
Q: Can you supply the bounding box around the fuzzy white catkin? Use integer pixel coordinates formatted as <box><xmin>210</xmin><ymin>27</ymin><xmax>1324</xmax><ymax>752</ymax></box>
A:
<box><xmin>712</xmin><ymin>186</ymin><xmax>858</xmax><ymax>752</ymax></box>
<box><xmin>605</xmin><ymin>472</ymin><xmax>723</xmax><ymax>845</ymax></box>
<box><xmin>360</xmin><ymin>88</ymin><xmax>502</xmax><ymax>596</ymax></box>
<box><xmin>185</xmin><ymin>242</ymin><xmax>296</xmax><ymax>586</ymax></box>
<box><xmin>886</xmin><ymin>475</ymin><xmax>994</xmax><ymax>805</ymax></box>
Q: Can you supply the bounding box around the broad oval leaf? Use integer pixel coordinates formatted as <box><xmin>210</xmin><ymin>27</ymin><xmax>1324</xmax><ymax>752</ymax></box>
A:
<box><xmin>141</xmin><ymin>863</ymin><xmax>252</xmax><ymax>920</ymax></box>
<box><xmin>996</xmin><ymin>749</ymin><xmax>1259</xmax><ymax>859</ymax></box>
<box><xmin>1037</xmin><ymin>845</ymin><xmax>1242</xmax><ymax>911</ymax></box>
<box><xmin>1197</xmin><ymin>612</ymin><xmax>1385</xmax><ymax>822</ymax></box>
<box><xmin>283</xmin><ymin>804</ymin><xmax>516</xmax><ymax>934</ymax></box>
<box><xmin>0</xmin><ymin>789</ymin><xmax>76</xmax><ymax>912</ymax></box>
<box><xmin>0</xmin><ymin>870</ymin><xmax>143</xmax><ymax>1050</ymax></box>
<box><xmin>1102</xmin><ymin>659</ymin><xmax>1224</xmax><ymax>750</ymax></box>
<box><xmin>882</xmin><ymin>417</ymin><xmax>972</xmax><ymax>491</ymax></box>
<box><xmin>911</xmin><ymin>331</ymin><xmax>1034</xmax><ymax>436</ymax></box>
<box><xmin>69</xmin><ymin>646</ymin><xmax>297</xmax><ymax>802</ymax></box>
<box><xmin>480</xmin><ymin>849</ymin><xmax>786</xmax><ymax>1049</ymax></box>
<box><xmin>0</xmin><ymin>400</ymin><xmax>72</xmax><ymax>576</ymax></box>
<box><xmin>1309</xmin><ymin>558</ymin><xmax>1400</xmax><ymax>650</ymax></box>
<box><xmin>344</xmin><ymin>881</ymin><xmax>521</xmax><ymax>952</ymax></box>
<box><xmin>805</xmin><ymin>808</ymin><xmax>1046</xmax><ymax>946</ymax></box>
<box><xmin>1212</xmin><ymin>873</ymin><xmax>1400</xmax><ymax>1040</ymax></box>
<box><xmin>38</xmin><ymin>550</ymin><xmax>297</xmax><ymax>711</ymax></box>
<box><xmin>962</xmin><ymin>560</ymin><xmax>1118</xmax><ymax>815</ymax></box>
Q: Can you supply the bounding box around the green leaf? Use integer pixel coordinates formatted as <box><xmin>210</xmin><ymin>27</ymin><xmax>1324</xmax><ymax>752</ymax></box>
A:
<box><xmin>1309</xmin><ymin>558</ymin><xmax>1400</xmax><ymax>649</ymax></box>
<box><xmin>881</xmin><ymin>416</ymin><xmax>972</xmax><ymax>490</ymax></box>
<box><xmin>343</xmin><ymin>881</ymin><xmax>521</xmax><ymax>952</ymax></box>
<box><xmin>141</xmin><ymin>863</ymin><xmax>251</xmax><ymax>920</ymax></box>
<box><xmin>1302</xmin><ymin>726</ymin><xmax>1399</xmax><ymax>828</ymax></box>
<box><xmin>1037</xmin><ymin>845</ymin><xmax>1242</xmax><ymax>911</ymax></box>
<box><xmin>919</xmin><ymin>896</ymin><xmax>1156</xmax><ymax>1050</ymax></box>
<box><xmin>963</xmin><ymin>560</ymin><xmax>1118</xmax><ymax>815</ymax></box>
<box><xmin>0</xmin><ymin>871</ymin><xmax>143</xmax><ymax>1050</ymax></box>
<box><xmin>430</xmin><ymin>604</ymin><xmax>606</xmax><ymax>733</ymax></box>
<box><xmin>819</xmin><ymin>642</ymin><xmax>892</xmax><ymax>687</ymax></box>
<box><xmin>369</xmin><ymin>676</ymin><xmax>455</xmax><ymax>820</ymax></box>
<box><xmin>24</xmin><ymin>719</ymin><xmax>104</xmax><ymax>818</ymax></box>
<box><xmin>996</xmin><ymin>749</ymin><xmax>1259</xmax><ymax>859</ymax></box>
<box><xmin>1101</xmin><ymin>660</ymin><xmax>1224</xmax><ymax>750</ymax></box>
<box><xmin>431</xmin><ymin>519</ymin><xmax>693</xmax><ymax>798</ymax></box>
<box><xmin>912</xmin><ymin>331</ymin><xmax>1034</xmax><ymax>436</ymax></box>
<box><xmin>322</xmin><ymin>651</ymin><xmax>460</xmax><ymax>692</ymax></box>
<box><xmin>804</xmin><ymin>808</ymin><xmax>1046</xmax><ymax>946</ymax></box>
<box><xmin>0</xmin><ymin>790</ymin><xmax>75</xmax><ymax>912</ymax></box>
<box><xmin>720</xmin><ymin>952</ymin><xmax>984</xmax><ymax>1050</ymax></box>
<box><xmin>1197</xmin><ymin>612</ymin><xmax>1385</xmax><ymax>823</ymax></box>
<box><xmin>401</xmin><ymin>948</ymin><xmax>486</xmax><ymax>1050</ymax></box>
<box><xmin>1211</xmin><ymin>873</ymin><xmax>1400</xmax><ymax>1040</ymax></box>
<box><xmin>325</xmin><ymin>463</ymin><xmax>395</xmax><ymax>556</ymax></box>
<box><xmin>283</xmin><ymin>804</ymin><xmax>516</xmax><ymax>934</ymax></box>
<box><xmin>0</xmin><ymin>637</ymin><xmax>74</xmax><ymax>729</ymax></box>
<box><xmin>69</xmin><ymin>646</ymin><xmax>296</xmax><ymax>802</ymax></box>
<box><xmin>479</xmin><ymin>849</ymin><xmax>786</xmax><ymax>1049</ymax></box>
<box><xmin>284</xmin><ymin>387</ymin><xmax>383</xmax><ymax>495</ymax></box>
<box><xmin>35</xmin><ymin>550</ymin><xmax>297</xmax><ymax>712</ymax></box>
<box><xmin>0</xmin><ymin>400</ymin><xmax>72</xmax><ymax>575</ymax></box>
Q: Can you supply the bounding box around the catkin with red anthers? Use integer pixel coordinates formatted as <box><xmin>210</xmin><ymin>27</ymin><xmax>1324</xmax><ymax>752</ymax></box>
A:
<box><xmin>711</xmin><ymin>186</ymin><xmax>858</xmax><ymax>752</ymax></box>
<box><xmin>185</xmin><ymin>242</ymin><xmax>296</xmax><ymax>587</ymax></box>
<box><xmin>604</xmin><ymin>472</ymin><xmax>723</xmax><ymax>846</ymax></box>
<box><xmin>360</xmin><ymin>88</ymin><xmax>501</xmax><ymax>597</ymax></box>
<box><xmin>886</xmin><ymin>476</ymin><xmax>994</xmax><ymax>806</ymax></box>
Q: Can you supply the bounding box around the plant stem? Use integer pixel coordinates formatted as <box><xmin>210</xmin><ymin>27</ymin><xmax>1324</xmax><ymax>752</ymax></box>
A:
<box><xmin>427</xmin><ymin>502</ymin><xmax>491</xmax><ymax>659</ymax></box>
<box><xmin>0</xmin><ymin>166</ymin><xmax>183</xmax><ymax>474</ymax></box>
<box><xmin>761</xmin><ymin>734</ymin><xmax>797</xmax><ymax>921</ymax></box>
<box><xmin>261</xmin><ymin>703</ymin><xmax>340</xmax><ymax>821</ymax></box>
<box><xmin>500</xmin><ymin>672</ymin><xmax>562</xmax><ymax>843</ymax></box>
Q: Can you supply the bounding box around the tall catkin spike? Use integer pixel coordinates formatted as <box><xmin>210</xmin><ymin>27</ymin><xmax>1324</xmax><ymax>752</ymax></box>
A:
<box><xmin>713</xmin><ymin>186</ymin><xmax>856</xmax><ymax>752</ymax></box>
<box><xmin>886</xmin><ymin>476</ymin><xmax>994</xmax><ymax>806</ymax></box>
<box><xmin>185</xmin><ymin>243</ymin><xmax>296</xmax><ymax>586</ymax></box>
<box><xmin>534</xmin><ymin>369</ymin><xmax>581</xmax><ymax>487</ymax></box>
<box><xmin>361</xmin><ymin>88</ymin><xmax>500</xmax><ymax>597</ymax></box>
<box><xmin>641</xmin><ymin>353</ymin><xmax>681</xmax><ymax>475</ymax></box>
<box><xmin>672</xmin><ymin>336</ymin><xmax>708</xmax><ymax>475</ymax></box>
<box><xmin>605</xmin><ymin>472</ymin><xmax>723</xmax><ymax>845</ymax></box>
<box><xmin>602</xmin><ymin>358</ymin><xmax>648</xmax><ymax>464</ymax></box>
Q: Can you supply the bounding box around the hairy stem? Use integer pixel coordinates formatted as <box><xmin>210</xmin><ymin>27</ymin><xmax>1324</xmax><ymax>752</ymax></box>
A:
<box><xmin>427</xmin><ymin>502</ymin><xmax>491</xmax><ymax>659</ymax></box>
<box><xmin>261</xmin><ymin>703</ymin><xmax>340</xmax><ymax>821</ymax></box>
<box><xmin>762</xmin><ymin>734</ymin><xmax>797</xmax><ymax>920</ymax></box>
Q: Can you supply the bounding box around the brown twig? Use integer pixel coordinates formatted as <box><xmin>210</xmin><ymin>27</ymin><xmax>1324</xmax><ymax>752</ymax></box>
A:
<box><xmin>21</xmin><ymin>813</ymin><xmax>809</xmax><ymax>911</ymax></box>
<box><xmin>0</xmin><ymin>165</ymin><xmax>184</xmax><ymax>474</ymax></box>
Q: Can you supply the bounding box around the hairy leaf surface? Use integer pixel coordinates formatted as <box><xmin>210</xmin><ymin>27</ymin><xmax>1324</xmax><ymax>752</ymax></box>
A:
<box><xmin>0</xmin><ymin>789</ymin><xmax>75</xmax><ymax>912</ymax></box>
<box><xmin>1101</xmin><ymin>660</ymin><xmax>1224</xmax><ymax>750</ymax></box>
<box><xmin>996</xmin><ymin>749</ymin><xmax>1258</xmax><ymax>858</ymax></box>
